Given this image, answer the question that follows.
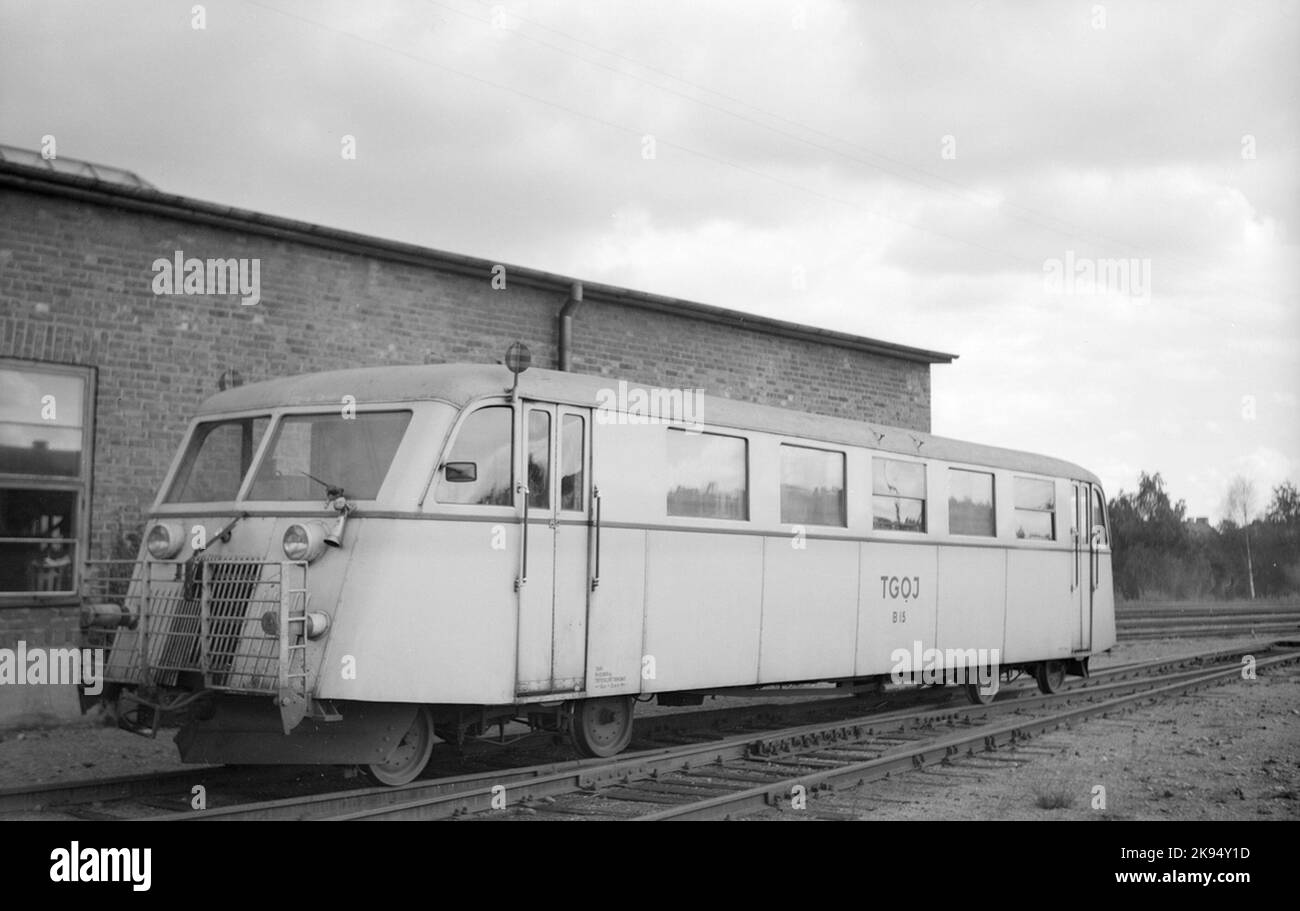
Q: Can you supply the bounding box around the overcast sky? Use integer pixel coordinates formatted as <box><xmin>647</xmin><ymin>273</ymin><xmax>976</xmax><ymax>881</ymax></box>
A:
<box><xmin>2</xmin><ymin>0</ymin><xmax>1296</xmax><ymax>519</ymax></box>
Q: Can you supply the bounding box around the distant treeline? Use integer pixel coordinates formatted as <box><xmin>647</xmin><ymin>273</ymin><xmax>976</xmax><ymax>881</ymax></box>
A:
<box><xmin>1109</xmin><ymin>473</ymin><xmax>1300</xmax><ymax>600</ymax></box>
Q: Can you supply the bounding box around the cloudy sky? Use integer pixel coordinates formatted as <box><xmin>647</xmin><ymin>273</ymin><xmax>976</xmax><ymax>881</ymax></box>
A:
<box><xmin>2</xmin><ymin>0</ymin><xmax>1296</xmax><ymax>519</ymax></box>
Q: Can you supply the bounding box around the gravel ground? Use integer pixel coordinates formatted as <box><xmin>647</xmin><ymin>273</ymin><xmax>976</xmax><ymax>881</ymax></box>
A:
<box><xmin>755</xmin><ymin>636</ymin><xmax>1300</xmax><ymax>821</ymax></box>
<box><xmin>1</xmin><ymin>634</ymin><xmax>1294</xmax><ymax>823</ymax></box>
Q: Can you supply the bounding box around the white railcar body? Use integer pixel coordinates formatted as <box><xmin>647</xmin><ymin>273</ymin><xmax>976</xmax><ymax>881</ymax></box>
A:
<box><xmin>86</xmin><ymin>363</ymin><xmax>1116</xmax><ymax>781</ymax></box>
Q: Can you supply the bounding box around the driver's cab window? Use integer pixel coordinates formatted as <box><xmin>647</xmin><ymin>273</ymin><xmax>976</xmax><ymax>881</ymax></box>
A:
<box><xmin>437</xmin><ymin>406</ymin><xmax>513</xmax><ymax>505</ymax></box>
<box><xmin>1091</xmin><ymin>487</ymin><xmax>1108</xmax><ymax>546</ymax></box>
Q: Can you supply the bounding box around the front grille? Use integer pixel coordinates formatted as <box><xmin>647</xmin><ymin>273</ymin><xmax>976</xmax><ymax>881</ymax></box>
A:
<box><xmin>204</xmin><ymin>559</ymin><xmax>264</xmax><ymax>685</ymax></box>
<box><xmin>85</xmin><ymin>557</ymin><xmax>307</xmax><ymax>695</ymax></box>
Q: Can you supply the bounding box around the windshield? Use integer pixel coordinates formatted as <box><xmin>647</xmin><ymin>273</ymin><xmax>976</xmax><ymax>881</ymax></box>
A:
<box><xmin>246</xmin><ymin>411</ymin><xmax>412</xmax><ymax>501</ymax></box>
<box><xmin>165</xmin><ymin>416</ymin><xmax>270</xmax><ymax>503</ymax></box>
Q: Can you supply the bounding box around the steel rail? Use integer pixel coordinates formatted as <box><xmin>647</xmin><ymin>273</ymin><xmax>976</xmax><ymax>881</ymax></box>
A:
<box><xmin>7</xmin><ymin>640</ymin><xmax>1270</xmax><ymax>820</ymax></box>
<box><xmin>315</xmin><ymin>646</ymin><xmax>1296</xmax><ymax>821</ymax></box>
<box><xmin>634</xmin><ymin>651</ymin><xmax>1300</xmax><ymax>820</ymax></box>
<box><xmin>0</xmin><ymin>764</ymin><xmax>332</xmax><ymax>815</ymax></box>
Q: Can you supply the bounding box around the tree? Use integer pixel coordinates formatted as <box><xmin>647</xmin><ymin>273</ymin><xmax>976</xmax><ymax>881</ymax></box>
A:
<box><xmin>1266</xmin><ymin>481</ymin><xmax>1300</xmax><ymax>525</ymax></box>
<box><xmin>1224</xmin><ymin>476</ymin><xmax>1257</xmax><ymax>599</ymax></box>
<box><xmin>1108</xmin><ymin>472</ymin><xmax>1193</xmax><ymax>599</ymax></box>
<box><xmin>1259</xmin><ymin>481</ymin><xmax>1300</xmax><ymax>595</ymax></box>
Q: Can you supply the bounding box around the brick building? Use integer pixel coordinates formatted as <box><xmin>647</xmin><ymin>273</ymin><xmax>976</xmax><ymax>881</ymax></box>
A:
<box><xmin>0</xmin><ymin>146</ymin><xmax>954</xmax><ymax>725</ymax></box>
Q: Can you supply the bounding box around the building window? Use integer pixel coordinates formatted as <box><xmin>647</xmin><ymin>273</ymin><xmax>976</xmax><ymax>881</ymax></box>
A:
<box><xmin>436</xmin><ymin>406</ymin><xmax>514</xmax><ymax>506</ymax></box>
<box><xmin>1013</xmin><ymin>477</ymin><xmax>1056</xmax><ymax>540</ymax></box>
<box><xmin>780</xmin><ymin>444</ymin><xmax>845</xmax><ymax>526</ymax></box>
<box><xmin>872</xmin><ymin>457</ymin><xmax>926</xmax><ymax>532</ymax></box>
<box><xmin>667</xmin><ymin>429</ymin><xmax>748</xmax><ymax>520</ymax></box>
<box><xmin>0</xmin><ymin>361</ymin><xmax>94</xmax><ymax>599</ymax></box>
<box><xmin>949</xmin><ymin>468</ymin><xmax>996</xmax><ymax>537</ymax></box>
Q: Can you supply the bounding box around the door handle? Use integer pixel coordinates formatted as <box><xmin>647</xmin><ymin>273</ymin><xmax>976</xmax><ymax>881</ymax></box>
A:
<box><xmin>1090</xmin><ymin>526</ymin><xmax>1102</xmax><ymax>591</ymax></box>
<box><xmin>515</xmin><ymin>482</ymin><xmax>529</xmax><ymax>591</ymax></box>
<box><xmin>1071</xmin><ymin>527</ymin><xmax>1079</xmax><ymax>591</ymax></box>
<box><xmin>591</xmin><ymin>486</ymin><xmax>601</xmax><ymax>592</ymax></box>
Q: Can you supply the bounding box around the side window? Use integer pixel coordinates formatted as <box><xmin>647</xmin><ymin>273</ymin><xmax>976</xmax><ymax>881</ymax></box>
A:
<box><xmin>1091</xmin><ymin>486</ymin><xmax>1108</xmax><ymax>546</ymax></box>
<box><xmin>872</xmin><ymin>458</ymin><xmax>926</xmax><ymax>532</ymax></box>
<box><xmin>666</xmin><ymin>429</ymin><xmax>748</xmax><ymax>520</ymax></box>
<box><xmin>560</xmin><ymin>413</ymin><xmax>584</xmax><ymax>512</ymax></box>
<box><xmin>1013</xmin><ymin>477</ymin><xmax>1056</xmax><ymax>540</ymax></box>
<box><xmin>949</xmin><ymin>468</ymin><xmax>995</xmax><ymax>537</ymax></box>
<box><xmin>437</xmin><ymin>406</ymin><xmax>513</xmax><ymax>506</ymax></box>
<box><xmin>527</xmin><ymin>410</ymin><xmax>550</xmax><ymax>509</ymax></box>
<box><xmin>780</xmin><ymin>444</ymin><xmax>846</xmax><ymax>526</ymax></box>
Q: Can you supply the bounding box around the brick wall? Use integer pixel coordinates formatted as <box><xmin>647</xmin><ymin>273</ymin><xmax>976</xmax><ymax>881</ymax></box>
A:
<box><xmin>0</xmin><ymin>183</ymin><xmax>933</xmax><ymax>656</ymax></box>
<box><xmin>573</xmin><ymin>300</ymin><xmax>929</xmax><ymax>429</ymax></box>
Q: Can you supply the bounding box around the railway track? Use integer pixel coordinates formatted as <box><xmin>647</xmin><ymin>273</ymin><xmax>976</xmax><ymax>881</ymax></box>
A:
<box><xmin>0</xmin><ymin>764</ymin><xmax>352</xmax><ymax>820</ymax></box>
<box><xmin>130</xmin><ymin>639</ymin><xmax>1290</xmax><ymax>822</ymax></box>
<box><xmin>1117</xmin><ymin>600</ymin><xmax>1300</xmax><ymax>640</ymax></box>
<box><xmin>0</xmin><ymin>684</ymin><xmax>974</xmax><ymax>819</ymax></box>
<box><xmin>6</xmin><ymin>640</ymin><xmax>1285</xmax><ymax>821</ymax></box>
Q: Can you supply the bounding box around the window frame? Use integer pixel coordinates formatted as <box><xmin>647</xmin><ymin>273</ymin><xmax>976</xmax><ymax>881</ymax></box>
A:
<box><xmin>244</xmin><ymin>409</ymin><xmax>413</xmax><ymax>504</ymax></box>
<box><xmin>779</xmin><ymin>442</ymin><xmax>847</xmax><ymax>527</ymax></box>
<box><xmin>559</xmin><ymin>411</ymin><xmax>586</xmax><ymax>514</ymax></box>
<box><xmin>665</xmin><ymin>427</ymin><xmax>750</xmax><ymax>522</ymax></box>
<box><xmin>0</xmin><ymin>358</ymin><xmax>96</xmax><ymax>604</ymax></box>
<box><xmin>164</xmin><ymin>414</ymin><xmax>271</xmax><ymax>505</ymax></box>
<box><xmin>871</xmin><ymin>455</ymin><xmax>928</xmax><ymax>534</ymax></box>
<box><xmin>433</xmin><ymin>403</ymin><xmax>517</xmax><ymax>510</ymax></box>
<box><xmin>1012</xmin><ymin>475</ymin><xmax>1057</xmax><ymax>542</ymax></box>
<box><xmin>947</xmin><ymin>466</ymin><xmax>997</xmax><ymax>538</ymax></box>
<box><xmin>1091</xmin><ymin>485</ymin><xmax>1109</xmax><ymax>548</ymax></box>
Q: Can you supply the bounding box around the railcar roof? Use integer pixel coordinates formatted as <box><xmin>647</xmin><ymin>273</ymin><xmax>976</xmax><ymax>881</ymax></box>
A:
<box><xmin>199</xmin><ymin>364</ymin><xmax>1101</xmax><ymax>485</ymax></box>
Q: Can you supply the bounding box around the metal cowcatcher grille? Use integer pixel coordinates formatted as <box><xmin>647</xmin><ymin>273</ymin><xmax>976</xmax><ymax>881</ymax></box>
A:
<box><xmin>85</xmin><ymin>557</ymin><xmax>309</xmax><ymax>698</ymax></box>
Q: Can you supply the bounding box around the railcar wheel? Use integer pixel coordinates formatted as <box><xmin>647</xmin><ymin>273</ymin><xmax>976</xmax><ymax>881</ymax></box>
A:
<box><xmin>1035</xmin><ymin>660</ymin><xmax>1067</xmax><ymax>694</ymax></box>
<box><xmin>964</xmin><ymin>667</ymin><xmax>1000</xmax><ymax>706</ymax></box>
<box><xmin>570</xmin><ymin>696</ymin><xmax>635</xmax><ymax>758</ymax></box>
<box><xmin>364</xmin><ymin>707</ymin><xmax>436</xmax><ymax>786</ymax></box>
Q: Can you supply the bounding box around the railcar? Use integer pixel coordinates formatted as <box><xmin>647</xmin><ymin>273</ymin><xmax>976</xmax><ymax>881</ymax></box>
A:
<box><xmin>82</xmin><ymin>356</ymin><xmax>1115</xmax><ymax>785</ymax></box>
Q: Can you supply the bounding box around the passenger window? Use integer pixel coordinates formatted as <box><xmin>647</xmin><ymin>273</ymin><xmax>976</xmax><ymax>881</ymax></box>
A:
<box><xmin>949</xmin><ymin>468</ymin><xmax>995</xmax><ymax>536</ymax></box>
<box><xmin>1013</xmin><ymin>477</ymin><xmax>1055</xmax><ymax>540</ymax></box>
<box><xmin>527</xmin><ymin>410</ymin><xmax>550</xmax><ymax>509</ymax></box>
<box><xmin>436</xmin><ymin>406</ymin><xmax>513</xmax><ymax>506</ymax></box>
<box><xmin>666</xmin><ymin>429</ymin><xmax>748</xmax><ymax>520</ymax></box>
<box><xmin>780</xmin><ymin>444</ymin><xmax>845</xmax><ymax>526</ymax></box>
<box><xmin>560</xmin><ymin>414</ymin><xmax>584</xmax><ymax>511</ymax></box>
<box><xmin>1091</xmin><ymin>487</ymin><xmax>1108</xmax><ymax>546</ymax></box>
<box><xmin>872</xmin><ymin>458</ymin><xmax>926</xmax><ymax>532</ymax></box>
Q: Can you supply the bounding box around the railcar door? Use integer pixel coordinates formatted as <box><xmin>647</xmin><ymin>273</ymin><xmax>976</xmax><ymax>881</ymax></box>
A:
<box><xmin>1070</xmin><ymin>480</ymin><xmax>1093</xmax><ymax>651</ymax></box>
<box><xmin>515</xmin><ymin>403</ymin><xmax>592</xmax><ymax>695</ymax></box>
<box><xmin>1088</xmin><ymin>484</ymin><xmax>1114</xmax><ymax>649</ymax></box>
<box><xmin>551</xmin><ymin>407</ymin><xmax>592</xmax><ymax>691</ymax></box>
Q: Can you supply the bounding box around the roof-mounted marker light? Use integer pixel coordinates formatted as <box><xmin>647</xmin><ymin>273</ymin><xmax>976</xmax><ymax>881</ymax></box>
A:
<box><xmin>505</xmin><ymin>341</ymin><xmax>530</xmax><ymax>398</ymax></box>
